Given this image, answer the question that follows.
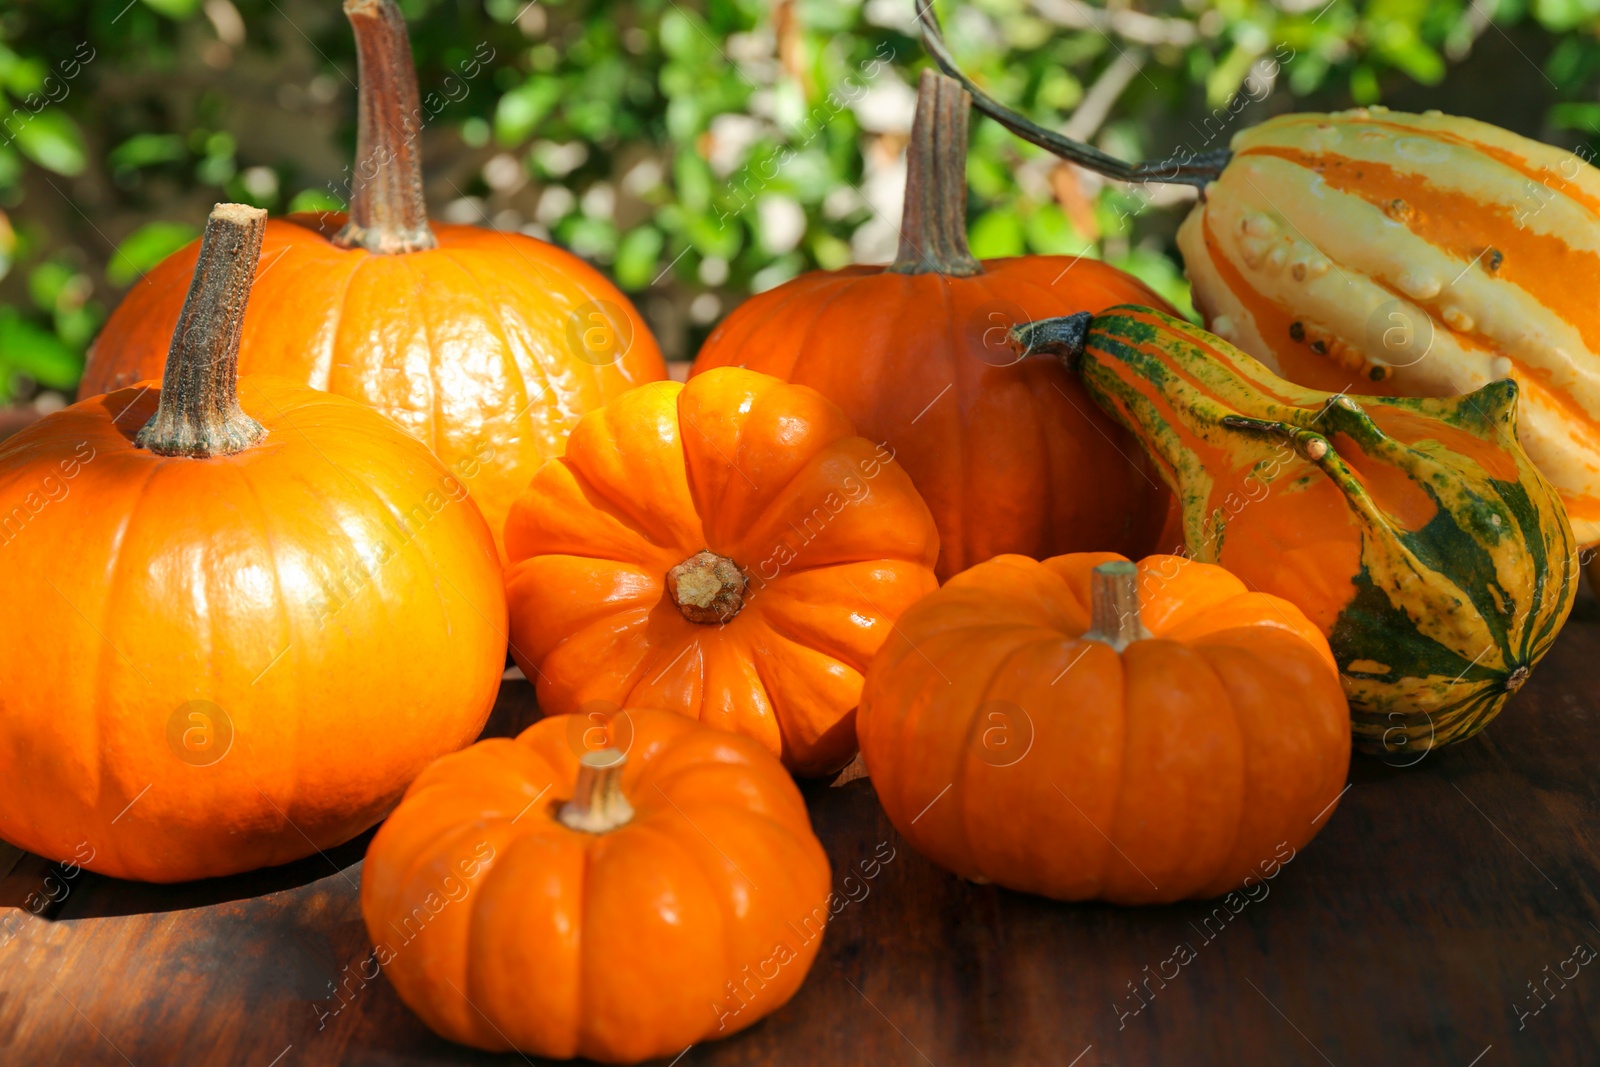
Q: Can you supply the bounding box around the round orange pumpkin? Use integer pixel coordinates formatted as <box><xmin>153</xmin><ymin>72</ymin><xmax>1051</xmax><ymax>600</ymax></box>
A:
<box><xmin>503</xmin><ymin>367</ymin><xmax>940</xmax><ymax>776</ymax></box>
<box><xmin>78</xmin><ymin>0</ymin><xmax>664</xmax><ymax>560</ymax></box>
<box><xmin>691</xmin><ymin>72</ymin><xmax>1169</xmax><ymax>579</ymax></box>
<box><xmin>361</xmin><ymin>707</ymin><xmax>831</xmax><ymax>1062</ymax></box>
<box><xmin>858</xmin><ymin>552</ymin><xmax>1350</xmax><ymax>903</ymax></box>
<box><xmin>0</xmin><ymin>205</ymin><xmax>506</xmax><ymax>882</ymax></box>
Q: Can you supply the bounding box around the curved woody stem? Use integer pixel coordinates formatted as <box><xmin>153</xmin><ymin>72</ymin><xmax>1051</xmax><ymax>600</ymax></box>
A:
<box><xmin>136</xmin><ymin>204</ymin><xmax>269</xmax><ymax>458</ymax></box>
<box><xmin>332</xmin><ymin>0</ymin><xmax>437</xmax><ymax>254</ymax></box>
<box><xmin>916</xmin><ymin>3</ymin><xmax>1229</xmax><ymax>189</ymax></box>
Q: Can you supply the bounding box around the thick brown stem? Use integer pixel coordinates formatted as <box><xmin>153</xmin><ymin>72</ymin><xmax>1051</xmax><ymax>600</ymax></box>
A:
<box><xmin>136</xmin><ymin>204</ymin><xmax>268</xmax><ymax>458</ymax></box>
<box><xmin>332</xmin><ymin>0</ymin><xmax>437</xmax><ymax>254</ymax></box>
<box><xmin>888</xmin><ymin>70</ymin><xmax>982</xmax><ymax>277</ymax></box>
<box><xmin>667</xmin><ymin>550</ymin><xmax>747</xmax><ymax>624</ymax></box>
<box><xmin>1082</xmin><ymin>561</ymin><xmax>1149</xmax><ymax>651</ymax></box>
<box><xmin>558</xmin><ymin>750</ymin><xmax>635</xmax><ymax>834</ymax></box>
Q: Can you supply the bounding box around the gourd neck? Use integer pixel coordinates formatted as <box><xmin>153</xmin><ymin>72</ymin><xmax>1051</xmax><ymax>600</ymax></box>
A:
<box><xmin>1082</xmin><ymin>560</ymin><xmax>1148</xmax><ymax>651</ymax></box>
<box><xmin>136</xmin><ymin>204</ymin><xmax>268</xmax><ymax>458</ymax></box>
<box><xmin>558</xmin><ymin>750</ymin><xmax>635</xmax><ymax>834</ymax></box>
<box><xmin>887</xmin><ymin>70</ymin><xmax>982</xmax><ymax>278</ymax></box>
<box><xmin>332</xmin><ymin>0</ymin><xmax>437</xmax><ymax>255</ymax></box>
<box><xmin>667</xmin><ymin>550</ymin><xmax>747</xmax><ymax>625</ymax></box>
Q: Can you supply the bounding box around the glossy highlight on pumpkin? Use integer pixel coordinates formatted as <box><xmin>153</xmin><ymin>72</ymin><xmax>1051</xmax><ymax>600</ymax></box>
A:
<box><xmin>503</xmin><ymin>367</ymin><xmax>940</xmax><ymax>776</ymax></box>
<box><xmin>361</xmin><ymin>708</ymin><xmax>832</xmax><ymax>1062</ymax></box>
<box><xmin>0</xmin><ymin>373</ymin><xmax>507</xmax><ymax>882</ymax></box>
<box><xmin>858</xmin><ymin>552</ymin><xmax>1350</xmax><ymax>904</ymax></box>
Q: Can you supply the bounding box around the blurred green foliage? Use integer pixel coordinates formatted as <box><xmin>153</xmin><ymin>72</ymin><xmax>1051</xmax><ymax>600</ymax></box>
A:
<box><xmin>0</xmin><ymin>0</ymin><xmax>1597</xmax><ymax>401</ymax></box>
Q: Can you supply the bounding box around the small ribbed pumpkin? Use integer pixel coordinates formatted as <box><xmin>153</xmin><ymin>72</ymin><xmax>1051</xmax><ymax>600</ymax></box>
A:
<box><xmin>79</xmin><ymin>0</ymin><xmax>664</xmax><ymax>560</ymax></box>
<box><xmin>858</xmin><ymin>553</ymin><xmax>1349</xmax><ymax>903</ymax></box>
<box><xmin>691</xmin><ymin>71</ymin><xmax>1170</xmax><ymax>580</ymax></box>
<box><xmin>361</xmin><ymin>709</ymin><xmax>831</xmax><ymax>1062</ymax></box>
<box><xmin>503</xmin><ymin>367</ymin><xmax>940</xmax><ymax>776</ymax></box>
<box><xmin>1015</xmin><ymin>306</ymin><xmax>1577</xmax><ymax>756</ymax></box>
<box><xmin>0</xmin><ymin>205</ymin><xmax>506</xmax><ymax>882</ymax></box>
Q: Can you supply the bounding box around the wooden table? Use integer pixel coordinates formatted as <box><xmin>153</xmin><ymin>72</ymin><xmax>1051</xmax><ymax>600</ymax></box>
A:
<box><xmin>3</xmin><ymin>603</ymin><xmax>1599</xmax><ymax>1067</ymax></box>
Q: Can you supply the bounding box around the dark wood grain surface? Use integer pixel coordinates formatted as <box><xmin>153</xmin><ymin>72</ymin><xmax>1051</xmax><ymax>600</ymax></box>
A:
<box><xmin>3</xmin><ymin>596</ymin><xmax>1599</xmax><ymax>1067</ymax></box>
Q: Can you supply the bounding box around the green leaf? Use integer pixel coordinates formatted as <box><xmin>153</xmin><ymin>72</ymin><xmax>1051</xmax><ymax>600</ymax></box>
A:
<box><xmin>139</xmin><ymin>0</ymin><xmax>204</xmax><ymax>18</ymax></box>
<box><xmin>659</xmin><ymin>10</ymin><xmax>707</xmax><ymax>63</ymax></box>
<box><xmin>1350</xmin><ymin>64</ymin><xmax>1382</xmax><ymax>105</ymax></box>
<box><xmin>1024</xmin><ymin>203</ymin><xmax>1087</xmax><ymax>257</ymax></box>
<box><xmin>0</xmin><ymin>311</ymin><xmax>83</xmax><ymax>389</ymax></box>
<box><xmin>108</xmin><ymin>222</ymin><xmax>200</xmax><ymax>287</ymax></box>
<box><xmin>12</xmin><ymin>109</ymin><xmax>87</xmax><ymax>176</ymax></box>
<box><xmin>109</xmin><ymin>133</ymin><xmax>187</xmax><ymax>170</ymax></box>
<box><xmin>968</xmin><ymin>209</ymin><xmax>1026</xmax><ymax>259</ymax></box>
<box><xmin>27</xmin><ymin>261</ymin><xmax>76</xmax><ymax>312</ymax></box>
<box><xmin>1548</xmin><ymin>102</ymin><xmax>1600</xmax><ymax>133</ymax></box>
<box><xmin>495</xmin><ymin>78</ymin><xmax>562</xmax><ymax>146</ymax></box>
<box><xmin>287</xmin><ymin>189</ymin><xmax>345</xmax><ymax>214</ymax></box>
<box><xmin>614</xmin><ymin>225</ymin><xmax>665</xmax><ymax>290</ymax></box>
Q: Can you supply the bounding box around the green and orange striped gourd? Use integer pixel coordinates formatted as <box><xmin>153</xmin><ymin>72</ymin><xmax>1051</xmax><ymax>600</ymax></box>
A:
<box><xmin>1013</xmin><ymin>305</ymin><xmax>1577</xmax><ymax>757</ymax></box>
<box><xmin>916</xmin><ymin>6</ymin><xmax>1600</xmax><ymax>547</ymax></box>
<box><xmin>1176</xmin><ymin>107</ymin><xmax>1600</xmax><ymax>547</ymax></box>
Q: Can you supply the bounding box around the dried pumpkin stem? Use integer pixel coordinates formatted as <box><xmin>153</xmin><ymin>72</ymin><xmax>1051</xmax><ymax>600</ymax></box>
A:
<box><xmin>888</xmin><ymin>70</ymin><xmax>982</xmax><ymax>278</ymax></box>
<box><xmin>1082</xmin><ymin>561</ymin><xmax>1148</xmax><ymax>652</ymax></box>
<box><xmin>333</xmin><ymin>0</ymin><xmax>437</xmax><ymax>254</ymax></box>
<box><xmin>136</xmin><ymin>204</ymin><xmax>268</xmax><ymax>458</ymax></box>
<box><xmin>559</xmin><ymin>749</ymin><xmax>635</xmax><ymax>834</ymax></box>
<box><xmin>1009</xmin><ymin>313</ymin><xmax>1094</xmax><ymax>370</ymax></box>
<box><xmin>667</xmin><ymin>550</ymin><xmax>747</xmax><ymax>624</ymax></box>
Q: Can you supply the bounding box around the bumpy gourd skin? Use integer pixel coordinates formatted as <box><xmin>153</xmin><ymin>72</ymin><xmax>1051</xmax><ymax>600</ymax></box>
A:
<box><xmin>858</xmin><ymin>552</ymin><xmax>1350</xmax><ymax>903</ymax></box>
<box><xmin>503</xmin><ymin>367</ymin><xmax>941</xmax><ymax>776</ymax></box>
<box><xmin>79</xmin><ymin>213</ymin><xmax>666</xmax><ymax>561</ymax></box>
<box><xmin>1067</xmin><ymin>305</ymin><xmax>1577</xmax><ymax>753</ymax></box>
<box><xmin>361</xmin><ymin>709</ymin><xmax>831</xmax><ymax>1062</ymax></box>
<box><xmin>1179</xmin><ymin>105</ymin><xmax>1600</xmax><ymax>544</ymax></box>
<box><xmin>0</xmin><ymin>377</ymin><xmax>507</xmax><ymax>882</ymax></box>
<box><xmin>691</xmin><ymin>256</ymin><xmax>1172</xmax><ymax>580</ymax></box>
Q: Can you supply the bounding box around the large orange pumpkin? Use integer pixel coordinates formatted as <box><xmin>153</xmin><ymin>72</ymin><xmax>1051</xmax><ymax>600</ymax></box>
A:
<box><xmin>78</xmin><ymin>0</ymin><xmax>664</xmax><ymax>560</ymax></box>
<box><xmin>0</xmin><ymin>205</ymin><xmax>507</xmax><ymax>882</ymax></box>
<box><xmin>361</xmin><ymin>708</ymin><xmax>831</xmax><ymax>1062</ymax></box>
<box><xmin>503</xmin><ymin>367</ymin><xmax>940</xmax><ymax>776</ymax></box>
<box><xmin>691</xmin><ymin>71</ymin><xmax>1169</xmax><ymax>579</ymax></box>
<box><xmin>858</xmin><ymin>552</ymin><xmax>1350</xmax><ymax>903</ymax></box>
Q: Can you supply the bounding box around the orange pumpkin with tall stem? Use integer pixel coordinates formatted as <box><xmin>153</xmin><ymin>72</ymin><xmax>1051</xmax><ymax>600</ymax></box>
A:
<box><xmin>0</xmin><ymin>205</ymin><xmax>506</xmax><ymax>882</ymax></box>
<box><xmin>691</xmin><ymin>71</ymin><xmax>1169</xmax><ymax>579</ymax></box>
<box><xmin>79</xmin><ymin>0</ymin><xmax>664</xmax><ymax>560</ymax></box>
